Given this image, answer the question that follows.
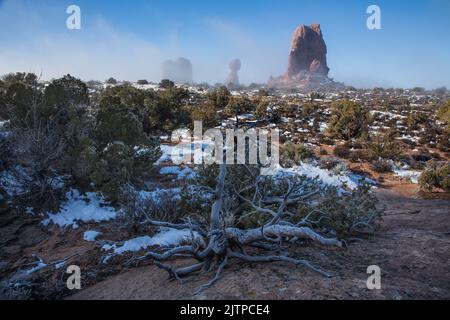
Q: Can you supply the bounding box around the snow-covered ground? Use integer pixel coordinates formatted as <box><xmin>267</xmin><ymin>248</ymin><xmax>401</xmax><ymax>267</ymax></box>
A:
<box><xmin>136</xmin><ymin>187</ymin><xmax>182</xmax><ymax>202</ymax></box>
<box><xmin>393</xmin><ymin>167</ymin><xmax>421</xmax><ymax>184</ymax></box>
<box><xmin>83</xmin><ymin>230</ymin><xmax>102</xmax><ymax>242</ymax></box>
<box><xmin>102</xmin><ymin>228</ymin><xmax>200</xmax><ymax>255</ymax></box>
<box><xmin>0</xmin><ymin>169</ymin><xmax>25</xmax><ymax>197</ymax></box>
<box><xmin>42</xmin><ymin>190</ymin><xmax>119</xmax><ymax>229</ymax></box>
<box><xmin>159</xmin><ymin>166</ymin><xmax>195</xmax><ymax>180</ymax></box>
<box><xmin>156</xmin><ymin>142</ymin><xmax>217</xmax><ymax>165</ymax></box>
<box><xmin>267</xmin><ymin>162</ymin><xmax>375</xmax><ymax>192</ymax></box>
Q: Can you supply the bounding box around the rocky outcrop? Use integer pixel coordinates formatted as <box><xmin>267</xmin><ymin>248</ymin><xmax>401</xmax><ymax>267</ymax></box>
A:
<box><xmin>268</xmin><ymin>23</ymin><xmax>339</xmax><ymax>89</ymax></box>
<box><xmin>162</xmin><ymin>57</ymin><xmax>193</xmax><ymax>84</ymax></box>
<box><xmin>287</xmin><ymin>23</ymin><xmax>329</xmax><ymax>77</ymax></box>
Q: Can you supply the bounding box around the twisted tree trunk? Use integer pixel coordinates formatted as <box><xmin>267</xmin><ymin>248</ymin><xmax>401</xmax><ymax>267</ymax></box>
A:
<box><xmin>134</xmin><ymin>163</ymin><xmax>344</xmax><ymax>294</ymax></box>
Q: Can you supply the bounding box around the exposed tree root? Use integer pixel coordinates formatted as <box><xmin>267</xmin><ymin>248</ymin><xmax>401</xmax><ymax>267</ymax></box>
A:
<box><xmin>133</xmin><ymin>162</ymin><xmax>378</xmax><ymax>293</ymax></box>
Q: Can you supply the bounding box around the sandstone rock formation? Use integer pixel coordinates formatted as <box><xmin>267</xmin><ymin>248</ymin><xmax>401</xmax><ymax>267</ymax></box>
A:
<box><xmin>162</xmin><ymin>57</ymin><xmax>193</xmax><ymax>84</ymax></box>
<box><xmin>225</xmin><ymin>59</ymin><xmax>241</xmax><ymax>86</ymax></box>
<box><xmin>287</xmin><ymin>23</ymin><xmax>329</xmax><ymax>77</ymax></box>
<box><xmin>268</xmin><ymin>23</ymin><xmax>339</xmax><ymax>89</ymax></box>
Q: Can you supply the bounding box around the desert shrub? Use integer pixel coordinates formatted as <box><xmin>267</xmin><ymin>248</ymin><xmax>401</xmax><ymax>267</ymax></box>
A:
<box><xmin>40</xmin><ymin>75</ymin><xmax>89</xmax><ymax>120</ymax></box>
<box><xmin>8</xmin><ymin>122</ymin><xmax>66</xmax><ymax>210</ymax></box>
<box><xmin>362</xmin><ymin>134</ymin><xmax>403</xmax><ymax>161</ymax></box>
<box><xmin>105</xmin><ymin>77</ymin><xmax>118</xmax><ymax>85</ymax></box>
<box><xmin>159</xmin><ymin>79</ymin><xmax>175</xmax><ymax>89</ymax></box>
<box><xmin>166</xmin><ymin>160</ymin><xmax>382</xmax><ymax>239</ymax></box>
<box><xmin>98</xmin><ymin>84</ymin><xmax>191</xmax><ymax>135</ymax></box>
<box><xmin>371</xmin><ymin>158</ymin><xmax>393</xmax><ymax>173</ymax></box>
<box><xmin>257</xmin><ymin>89</ymin><xmax>270</xmax><ymax>97</ymax></box>
<box><xmin>334</xmin><ymin>144</ymin><xmax>351</xmax><ymax>158</ymax></box>
<box><xmin>190</xmin><ymin>103</ymin><xmax>218</xmax><ymax>129</ymax></box>
<box><xmin>418</xmin><ymin>161</ymin><xmax>450</xmax><ymax>192</ymax></box>
<box><xmin>40</xmin><ymin>76</ymin><xmax>93</xmax><ymax>174</ymax></box>
<box><xmin>407</xmin><ymin>112</ymin><xmax>427</xmax><ymax>129</ymax></box>
<box><xmin>301</xmin><ymin>103</ymin><xmax>317</xmax><ymax>118</ymax></box>
<box><xmin>437</xmin><ymin>100</ymin><xmax>450</xmax><ymax>133</ymax></box>
<box><xmin>207</xmin><ymin>86</ymin><xmax>230</xmax><ymax>110</ymax></box>
<box><xmin>347</xmin><ymin>149</ymin><xmax>363</xmax><ymax>163</ymax></box>
<box><xmin>319</xmin><ymin>136</ymin><xmax>335</xmax><ymax>146</ymax></box>
<box><xmin>121</xmin><ymin>188</ymin><xmax>183</xmax><ymax>223</ymax></box>
<box><xmin>305</xmin><ymin>184</ymin><xmax>381</xmax><ymax>236</ymax></box>
<box><xmin>2</xmin><ymin>72</ymin><xmax>38</xmax><ymax>87</ymax></box>
<box><xmin>143</xmin><ymin>86</ymin><xmax>191</xmax><ymax>134</ymax></box>
<box><xmin>436</xmin><ymin>134</ymin><xmax>449</xmax><ymax>152</ymax></box>
<box><xmin>2</xmin><ymin>75</ymin><xmax>93</xmax><ymax>208</ymax></box>
<box><xmin>3</xmin><ymin>82</ymin><xmax>41</xmax><ymax>126</ymax></box>
<box><xmin>326</xmin><ymin>100</ymin><xmax>370</xmax><ymax>140</ymax></box>
<box><xmin>86</xmin><ymin>97</ymin><xmax>161</xmax><ymax>202</ymax></box>
<box><xmin>254</xmin><ymin>100</ymin><xmax>269</xmax><ymax>120</ymax></box>
<box><xmin>224</xmin><ymin>97</ymin><xmax>255</xmax><ymax>119</ymax></box>
<box><xmin>320</xmin><ymin>158</ymin><xmax>348</xmax><ymax>175</ymax></box>
<box><xmin>3</xmin><ymin>75</ymin><xmax>164</xmax><ymax>206</ymax></box>
<box><xmin>176</xmin><ymin>186</ymin><xmax>213</xmax><ymax>224</ymax></box>
<box><xmin>280</xmin><ymin>143</ymin><xmax>315</xmax><ymax>167</ymax></box>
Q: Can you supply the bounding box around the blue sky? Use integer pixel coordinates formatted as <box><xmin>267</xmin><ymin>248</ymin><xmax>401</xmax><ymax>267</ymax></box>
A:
<box><xmin>0</xmin><ymin>0</ymin><xmax>449</xmax><ymax>88</ymax></box>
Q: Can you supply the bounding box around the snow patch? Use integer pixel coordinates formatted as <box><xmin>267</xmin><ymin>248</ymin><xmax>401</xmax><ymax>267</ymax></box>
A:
<box><xmin>159</xmin><ymin>166</ymin><xmax>195</xmax><ymax>180</ymax></box>
<box><xmin>103</xmin><ymin>228</ymin><xmax>198</xmax><ymax>255</ymax></box>
<box><xmin>136</xmin><ymin>188</ymin><xmax>182</xmax><ymax>202</ymax></box>
<box><xmin>42</xmin><ymin>190</ymin><xmax>119</xmax><ymax>229</ymax></box>
<box><xmin>268</xmin><ymin>162</ymin><xmax>374</xmax><ymax>192</ymax></box>
<box><xmin>393</xmin><ymin>167</ymin><xmax>421</xmax><ymax>184</ymax></box>
<box><xmin>83</xmin><ymin>230</ymin><xmax>102</xmax><ymax>242</ymax></box>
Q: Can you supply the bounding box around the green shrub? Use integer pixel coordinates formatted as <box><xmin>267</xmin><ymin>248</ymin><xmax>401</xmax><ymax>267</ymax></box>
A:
<box><xmin>190</xmin><ymin>103</ymin><xmax>218</xmax><ymax>129</ymax></box>
<box><xmin>143</xmin><ymin>86</ymin><xmax>191</xmax><ymax>134</ymax></box>
<box><xmin>334</xmin><ymin>144</ymin><xmax>351</xmax><ymax>158</ymax></box>
<box><xmin>407</xmin><ymin>112</ymin><xmax>427</xmax><ymax>129</ymax></box>
<box><xmin>371</xmin><ymin>158</ymin><xmax>393</xmax><ymax>173</ymax></box>
<box><xmin>105</xmin><ymin>77</ymin><xmax>117</xmax><ymax>85</ymax></box>
<box><xmin>4</xmin><ymin>83</ymin><xmax>40</xmax><ymax>126</ymax></box>
<box><xmin>326</xmin><ymin>100</ymin><xmax>370</xmax><ymax>140</ymax></box>
<box><xmin>362</xmin><ymin>134</ymin><xmax>403</xmax><ymax>161</ymax></box>
<box><xmin>207</xmin><ymin>86</ymin><xmax>231</xmax><ymax>110</ymax></box>
<box><xmin>40</xmin><ymin>74</ymin><xmax>89</xmax><ymax>120</ymax></box>
<box><xmin>254</xmin><ymin>100</ymin><xmax>269</xmax><ymax>120</ymax></box>
<box><xmin>224</xmin><ymin>97</ymin><xmax>255</xmax><ymax>119</ymax></box>
<box><xmin>419</xmin><ymin>161</ymin><xmax>450</xmax><ymax>192</ymax></box>
<box><xmin>319</xmin><ymin>148</ymin><xmax>328</xmax><ymax>155</ymax></box>
<box><xmin>159</xmin><ymin>79</ymin><xmax>175</xmax><ymax>89</ymax></box>
<box><xmin>88</xmin><ymin>96</ymin><xmax>161</xmax><ymax>202</ymax></box>
<box><xmin>280</xmin><ymin>143</ymin><xmax>315</xmax><ymax>167</ymax></box>
<box><xmin>437</xmin><ymin>100</ymin><xmax>450</xmax><ymax>133</ymax></box>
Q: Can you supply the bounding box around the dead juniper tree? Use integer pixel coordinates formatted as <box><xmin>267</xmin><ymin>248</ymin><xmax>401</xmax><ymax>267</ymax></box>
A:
<box><xmin>133</xmin><ymin>155</ymin><xmax>382</xmax><ymax>292</ymax></box>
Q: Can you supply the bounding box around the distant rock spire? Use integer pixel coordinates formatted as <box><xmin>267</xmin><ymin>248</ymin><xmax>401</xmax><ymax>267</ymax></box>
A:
<box><xmin>162</xmin><ymin>57</ymin><xmax>193</xmax><ymax>84</ymax></box>
<box><xmin>225</xmin><ymin>59</ymin><xmax>241</xmax><ymax>85</ymax></box>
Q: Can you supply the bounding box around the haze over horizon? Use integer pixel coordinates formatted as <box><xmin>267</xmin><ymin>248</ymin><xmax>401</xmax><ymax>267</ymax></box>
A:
<box><xmin>0</xmin><ymin>0</ymin><xmax>449</xmax><ymax>89</ymax></box>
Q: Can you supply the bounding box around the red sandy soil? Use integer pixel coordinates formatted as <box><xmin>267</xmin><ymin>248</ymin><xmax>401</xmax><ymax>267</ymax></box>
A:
<box><xmin>1</xmin><ymin>174</ymin><xmax>448</xmax><ymax>300</ymax></box>
<box><xmin>66</xmin><ymin>188</ymin><xmax>450</xmax><ymax>300</ymax></box>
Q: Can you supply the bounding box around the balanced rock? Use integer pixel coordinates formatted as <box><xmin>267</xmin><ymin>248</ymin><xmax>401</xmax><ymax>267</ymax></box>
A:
<box><xmin>225</xmin><ymin>59</ymin><xmax>241</xmax><ymax>86</ymax></box>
